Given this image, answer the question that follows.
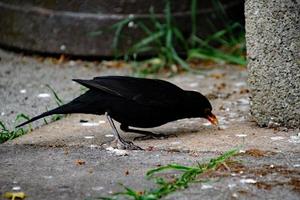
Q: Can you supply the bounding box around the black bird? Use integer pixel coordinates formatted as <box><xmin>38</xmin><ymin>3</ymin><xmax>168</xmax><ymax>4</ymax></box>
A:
<box><xmin>17</xmin><ymin>76</ymin><xmax>218</xmax><ymax>150</ymax></box>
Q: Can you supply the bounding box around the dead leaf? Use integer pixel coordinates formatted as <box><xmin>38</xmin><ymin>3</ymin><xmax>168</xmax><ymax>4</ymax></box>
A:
<box><xmin>4</xmin><ymin>192</ymin><xmax>26</xmax><ymax>200</ymax></box>
<box><xmin>75</xmin><ymin>159</ymin><xmax>86</xmax><ymax>166</ymax></box>
<box><xmin>244</xmin><ymin>149</ymin><xmax>268</xmax><ymax>157</ymax></box>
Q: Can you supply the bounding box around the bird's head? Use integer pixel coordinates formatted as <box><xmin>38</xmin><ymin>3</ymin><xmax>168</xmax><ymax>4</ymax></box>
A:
<box><xmin>185</xmin><ymin>91</ymin><xmax>219</xmax><ymax>126</ymax></box>
<box><xmin>202</xmin><ymin>108</ymin><xmax>219</xmax><ymax>126</ymax></box>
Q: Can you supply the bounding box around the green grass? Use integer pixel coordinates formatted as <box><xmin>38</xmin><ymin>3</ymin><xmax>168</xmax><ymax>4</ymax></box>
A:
<box><xmin>187</xmin><ymin>22</ymin><xmax>246</xmax><ymax>65</ymax></box>
<box><xmin>44</xmin><ymin>84</ymin><xmax>65</xmax><ymax>123</ymax></box>
<box><xmin>45</xmin><ymin>84</ymin><xmax>64</xmax><ymax>106</ymax></box>
<box><xmin>89</xmin><ymin>16</ymin><xmax>134</xmax><ymax>57</ymax></box>
<box><xmin>0</xmin><ymin>114</ymin><xmax>31</xmax><ymax>144</ymax></box>
<box><xmin>0</xmin><ymin>84</ymin><xmax>67</xmax><ymax>144</ymax></box>
<box><xmin>91</xmin><ymin>0</ymin><xmax>246</xmax><ymax>75</ymax></box>
<box><xmin>96</xmin><ymin>149</ymin><xmax>238</xmax><ymax>200</ymax></box>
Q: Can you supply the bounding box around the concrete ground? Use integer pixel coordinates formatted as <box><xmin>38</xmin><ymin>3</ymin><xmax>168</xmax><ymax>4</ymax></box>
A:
<box><xmin>0</xmin><ymin>49</ymin><xmax>299</xmax><ymax>200</ymax></box>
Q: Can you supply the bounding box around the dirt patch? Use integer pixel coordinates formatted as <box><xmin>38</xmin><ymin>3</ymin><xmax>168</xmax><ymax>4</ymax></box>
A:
<box><xmin>255</xmin><ymin>178</ymin><xmax>300</xmax><ymax>193</ymax></box>
<box><xmin>290</xmin><ymin>178</ymin><xmax>300</xmax><ymax>192</ymax></box>
<box><xmin>242</xmin><ymin>149</ymin><xmax>276</xmax><ymax>157</ymax></box>
<box><xmin>196</xmin><ymin>158</ymin><xmax>300</xmax><ymax>192</ymax></box>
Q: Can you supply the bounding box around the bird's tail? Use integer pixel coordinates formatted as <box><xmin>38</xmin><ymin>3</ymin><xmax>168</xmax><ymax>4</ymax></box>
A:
<box><xmin>16</xmin><ymin>102</ymin><xmax>79</xmax><ymax>128</ymax></box>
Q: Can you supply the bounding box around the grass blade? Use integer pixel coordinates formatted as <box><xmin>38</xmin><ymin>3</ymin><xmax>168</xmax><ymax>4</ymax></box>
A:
<box><xmin>45</xmin><ymin>84</ymin><xmax>64</xmax><ymax>106</ymax></box>
<box><xmin>129</xmin><ymin>30</ymin><xmax>165</xmax><ymax>54</ymax></box>
<box><xmin>149</xmin><ymin>6</ymin><xmax>163</xmax><ymax>30</ymax></box>
<box><xmin>0</xmin><ymin>121</ymin><xmax>7</xmax><ymax>131</ymax></box>
<box><xmin>172</xmin><ymin>27</ymin><xmax>188</xmax><ymax>51</ymax></box>
<box><xmin>188</xmin><ymin>48</ymin><xmax>246</xmax><ymax>65</ymax></box>
<box><xmin>190</xmin><ymin>0</ymin><xmax>197</xmax><ymax>47</ymax></box>
<box><xmin>0</xmin><ymin>114</ymin><xmax>32</xmax><ymax>143</ymax></box>
<box><xmin>147</xmin><ymin>164</ymin><xmax>196</xmax><ymax>177</ymax></box>
<box><xmin>100</xmin><ymin>149</ymin><xmax>238</xmax><ymax>200</ymax></box>
<box><xmin>170</xmin><ymin>47</ymin><xmax>190</xmax><ymax>70</ymax></box>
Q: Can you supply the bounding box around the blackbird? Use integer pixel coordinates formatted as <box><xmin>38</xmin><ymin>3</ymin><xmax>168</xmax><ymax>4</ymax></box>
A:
<box><xmin>17</xmin><ymin>76</ymin><xmax>218</xmax><ymax>150</ymax></box>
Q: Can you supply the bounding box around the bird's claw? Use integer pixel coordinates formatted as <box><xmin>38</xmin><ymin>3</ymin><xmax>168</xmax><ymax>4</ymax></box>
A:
<box><xmin>102</xmin><ymin>139</ymin><xmax>143</xmax><ymax>150</ymax></box>
<box><xmin>117</xmin><ymin>139</ymin><xmax>144</xmax><ymax>150</ymax></box>
<box><xmin>133</xmin><ymin>133</ymin><xmax>168</xmax><ymax>141</ymax></box>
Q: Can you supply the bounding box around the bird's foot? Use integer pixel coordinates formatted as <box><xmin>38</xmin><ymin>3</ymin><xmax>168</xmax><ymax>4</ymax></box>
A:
<box><xmin>105</xmin><ymin>138</ymin><xmax>143</xmax><ymax>150</ymax></box>
<box><xmin>134</xmin><ymin>133</ymin><xmax>168</xmax><ymax>141</ymax></box>
<box><xmin>117</xmin><ymin>139</ymin><xmax>143</xmax><ymax>150</ymax></box>
<box><xmin>101</xmin><ymin>139</ymin><xmax>144</xmax><ymax>150</ymax></box>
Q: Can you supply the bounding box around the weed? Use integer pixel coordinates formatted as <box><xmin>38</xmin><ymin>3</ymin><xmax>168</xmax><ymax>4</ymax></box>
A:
<box><xmin>187</xmin><ymin>22</ymin><xmax>246</xmax><ymax>65</ymax></box>
<box><xmin>0</xmin><ymin>114</ymin><xmax>31</xmax><ymax>144</ymax></box>
<box><xmin>125</xmin><ymin>1</ymin><xmax>191</xmax><ymax>72</ymax></box>
<box><xmin>0</xmin><ymin>85</ymin><xmax>69</xmax><ymax>143</ymax></box>
<box><xmin>92</xmin><ymin>0</ymin><xmax>246</xmax><ymax>74</ymax></box>
<box><xmin>45</xmin><ymin>84</ymin><xmax>65</xmax><ymax>122</ymax></box>
<box><xmin>45</xmin><ymin>84</ymin><xmax>64</xmax><ymax>106</ymax></box>
<box><xmin>96</xmin><ymin>149</ymin><xmax>238</xmax><ymax>200</ymax></box>
<box><xmin>89</xmin><ymin>16</ymin><xmax>134</xmax><ymax>57</ymax></box>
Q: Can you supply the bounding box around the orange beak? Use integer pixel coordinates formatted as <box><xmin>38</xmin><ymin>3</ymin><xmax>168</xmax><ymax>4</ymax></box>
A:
<box><xmin>206</xmin><ymin>113</ymin><xmax>219</xmax><ymax>126</ymax></box>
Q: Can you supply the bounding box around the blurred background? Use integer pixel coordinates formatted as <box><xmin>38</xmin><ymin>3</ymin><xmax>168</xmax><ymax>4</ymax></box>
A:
<box><xmin>0</xmin><ymin>0</ymin><xmax>245</xmax><ymax>74</ymax></box>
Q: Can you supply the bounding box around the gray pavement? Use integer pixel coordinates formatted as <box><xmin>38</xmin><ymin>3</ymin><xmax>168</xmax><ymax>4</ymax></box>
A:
<box><xmin>0</xmin><ymin>49</ymin><xmax>299</xmax><ymax>200</ymax></box>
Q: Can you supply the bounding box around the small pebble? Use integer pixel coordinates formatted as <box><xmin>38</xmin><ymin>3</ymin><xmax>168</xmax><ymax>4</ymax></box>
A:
<box><xmin>37</xmin><ymin>93</ymin><xmax>51</xmax><ymax>98</ymax></box>
<box><xmin>12</xmin><ymin>186</ymin><xmax>21</xmax><ymax>191</ymax></box>
<box><xmin>201</xmin><ymin>184</ymin><xmax>213</xmax><ymax>189</ymax></box>
<box><xmin>240</xmin><ymin>178</ymin><xmax>256</xmax><ymax>184</ymax></box>
<box><xmin>235</xmin><ymin>134</ymin><xmax>247</xmax><ymax>137</ymax></box>
<box><xmin>234</xmin><ymin>82</ymin><xmax>247</xmax><ymax>87</ymax></box>
<box><xmin>92</xmin><ymin>186</ymin><xmax>104</xmax><ymax>191</ymax></box>
<box><xmin>270</xmin><ymin>136</ymin><xmax>284</xmax><ymax>141</ymax></box>
<box><xmin>106</xmin><ymin>147</ymin><xmax>128</xmax><ymax>156</ymax></box>
<box><xmin>20</xmin><ymin>89</ymin><xmax>27</xmax><ymax>94</ymax></box>
<box><xmin>84</xmin><ymin>136</ymin><xmax>95</xmax><ymax>139</ymax></box>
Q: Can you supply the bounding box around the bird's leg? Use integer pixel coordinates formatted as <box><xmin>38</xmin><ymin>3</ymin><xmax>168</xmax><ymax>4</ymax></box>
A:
<box><xmin>120</xmin><ymin>124</ymin><xmax>167</xmax><ymax>141</ymax></box>
<box><xmin>105</xmin><ymin>112</ymin><xmax>143</xmax><ymax>150</ymax></box>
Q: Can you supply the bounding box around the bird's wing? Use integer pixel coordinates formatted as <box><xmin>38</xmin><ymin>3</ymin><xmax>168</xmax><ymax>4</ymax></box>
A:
<box><xmin>73</xmin><ymin>76</ymin><xmax>184</xmax><ymax>107</ymax></box>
